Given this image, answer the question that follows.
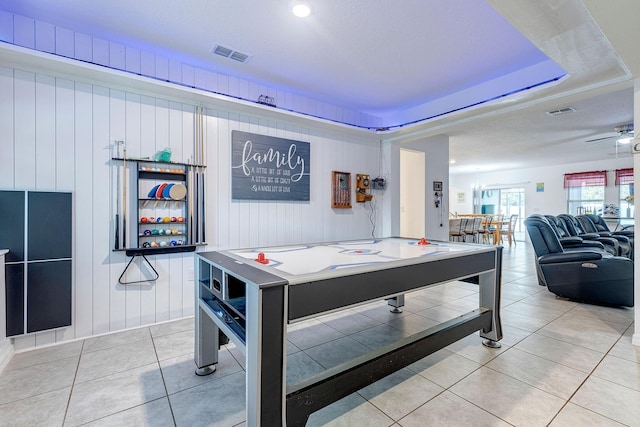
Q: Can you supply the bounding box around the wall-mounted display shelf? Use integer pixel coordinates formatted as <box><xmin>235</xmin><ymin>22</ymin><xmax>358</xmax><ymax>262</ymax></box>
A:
<box><xmin>111</xmin><ymin>157</ymin><xmax>207</xmax><ymax>284</ymax></box>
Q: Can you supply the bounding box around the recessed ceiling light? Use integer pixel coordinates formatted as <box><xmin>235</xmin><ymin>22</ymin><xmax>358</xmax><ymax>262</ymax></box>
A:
<box><xmin>291</xmin><ymin>1</ymin><xmax>312</xmax><ymax>17</ymax></box>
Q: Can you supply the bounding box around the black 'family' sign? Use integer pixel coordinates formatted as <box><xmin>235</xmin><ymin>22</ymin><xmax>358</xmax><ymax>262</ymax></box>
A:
<box><xmin>231</xmin><ymin>130</ymin><xmax>310</xmax><ymax>201</ymax></box>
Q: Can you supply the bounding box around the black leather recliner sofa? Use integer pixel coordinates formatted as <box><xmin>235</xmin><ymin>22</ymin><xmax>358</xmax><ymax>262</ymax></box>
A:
<box><xmin>544</xmin><ymin>215</ymin><xmax>608</xmax><ymax>252</ymax></box>
<box><xmin>577</xmin><ymin>214</ymin><xmax>632</xmax><ymax>258</ymax></box>
<box><xmin>524</xmin><ymin>215</ymin><xmax>634</xmax><ymax>307</ymax></box>
<box><xmin>558</xmin><ymin>214</ymin><xmax>621</xmax><ymax>256</ymax></box>
<box><xmin>582</xmin><ymin>213</ymin><xmax>634</xmax><ymax>255</ymax></box>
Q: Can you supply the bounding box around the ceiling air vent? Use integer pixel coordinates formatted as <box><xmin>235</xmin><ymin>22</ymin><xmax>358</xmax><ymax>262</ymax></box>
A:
<box><xmin>546</xmin><ymin>107</ymin><xmax>576</xmax><ymax>117</ymax></box>
<box><xmin>211</xmin><ymin>44</ymin><xmax>251</xmax><ymax>63</ymax></box>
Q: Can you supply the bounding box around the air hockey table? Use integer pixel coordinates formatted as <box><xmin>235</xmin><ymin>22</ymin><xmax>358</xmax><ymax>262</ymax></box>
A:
<box><xmin>194</xmin><ymin>237</ymin><xmax>503</xmax><ymax>426</ymax></box>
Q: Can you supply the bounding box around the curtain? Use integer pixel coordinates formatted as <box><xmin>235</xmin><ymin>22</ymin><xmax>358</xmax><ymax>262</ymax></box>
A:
<box><xmin>615</xmin><ymin>168</ymin><xmax>634</xmax><ymax>185</ymax></box>
<box><xmin>563</xmin><ymin>170</ymin><xmax>607</xmax><ymax>188</ymax></box>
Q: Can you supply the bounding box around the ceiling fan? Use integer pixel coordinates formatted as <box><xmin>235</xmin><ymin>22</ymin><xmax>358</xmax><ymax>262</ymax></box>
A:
<box><xmin>585</xmin><ymin>124</ymin><xmax>634</xmax><ymax>145</ymax></box>
<box><xmin>584</xmin><ymin>124</ymin><xmax>634</xmax><ymax>158</ymax></box>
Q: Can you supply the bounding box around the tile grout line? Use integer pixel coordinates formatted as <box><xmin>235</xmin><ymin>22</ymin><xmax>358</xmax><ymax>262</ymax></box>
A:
<box><xmin>61</xmin><ymin>338</ymin><xmax>85</xmax><ymax>426</ymax></box>
<box><xmin>149</xmin><ymin>326</ymin><xmax>178</xmax><ymax>426</ymax></box>
<box><xmin>544</xmin><ymin>321</ymin><xmax>634</xmax><ymax>426</ymax></box>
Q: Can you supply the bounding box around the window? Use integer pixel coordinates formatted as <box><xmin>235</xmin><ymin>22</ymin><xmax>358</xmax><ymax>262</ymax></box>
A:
<box><xmin>564</xmin><ymin>171</ymin><xmax>606</xmax><ymax>215</ymax></box>
<box><xmin>616</xmin><ymin>168</ymin><xmax>634</xmax><ymax>218</ymax></box>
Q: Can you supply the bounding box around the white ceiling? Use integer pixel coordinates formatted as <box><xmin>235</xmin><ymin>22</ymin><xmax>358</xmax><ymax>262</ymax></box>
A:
<box><xmin>0</xmin><ymin>0</ymin><xmax>637</xmax><ymax>174</ymax></box>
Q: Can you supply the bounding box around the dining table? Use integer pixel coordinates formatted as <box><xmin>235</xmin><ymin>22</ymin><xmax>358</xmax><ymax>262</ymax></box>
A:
<box><xmin>451</xmin><ymin>214</ymin><xmax>506</xmax><ymax>245</ymax></box>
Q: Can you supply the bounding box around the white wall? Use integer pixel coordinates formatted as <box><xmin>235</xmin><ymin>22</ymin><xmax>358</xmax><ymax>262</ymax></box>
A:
<box><xmin>450</xmin><ymin>157</ymin><xmax>633</xmax><ymax>221</ymax></box>
<box><xmin>400</xmin><ymin>149</ymin><xmax>425</xmax><ymax>238</ymax></box>
<box><xmin>400</xmin><ymin>135</ymin><xmax>450</xmax><ymax>241</ymax></box>
<box><xmin>0</xmin><ymin>64</ymin><xmax>382</xmax><ymax>351</ymax></box>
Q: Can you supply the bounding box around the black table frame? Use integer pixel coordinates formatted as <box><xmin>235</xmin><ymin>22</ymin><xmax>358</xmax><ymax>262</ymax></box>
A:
<box><xmin>195</xmin><ymin>241</ymin><xmax>502</xmax><ymax>426</ymax></box>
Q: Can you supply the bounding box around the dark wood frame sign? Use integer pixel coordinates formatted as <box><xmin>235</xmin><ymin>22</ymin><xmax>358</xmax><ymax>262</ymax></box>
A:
<box><xmin>332</xmin><ymin>171</ymin><xmax>351</xmax><ymax>208</ymax></box>
<box><xmin>231</xmin><ymin>130</ymin><xmax>310</xmax><ymax>201</ymax></box>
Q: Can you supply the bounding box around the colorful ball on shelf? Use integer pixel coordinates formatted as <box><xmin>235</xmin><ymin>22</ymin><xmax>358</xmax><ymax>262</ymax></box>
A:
<box><xmin>172</xmin><ymin>228</ymin><xmax>179</xmax><ymax>235</ymax></box>
<box><xmin>159</xmin><ymin>241</ymin><xmax>168</xmax><ymax>247</ymax></box>
<box><xmin>151</xmin><ymin>241</ymin><xmax>159</xmax><ymax>247</ymax></box>
<box><xmin>149</xmin><ymin>217</ymin><xmax>155</xmax><ymax>223</ymax></box>
<box><xmin>151</xmin><ymin>229</ymin><xmax>159</xmax><ymax>235</ymax></box>
<box><xmin>177</xmin><ymin>240</ymin><xmax>184</xmax><ymax>245</ymax></box>
<box><xmin>143</xmin><ymin>229</ymin><xmax>151</xmax><ymax>235</ymax></box>
<box><xmin>170</xmin><ymin>240</ymin><xmax>177</xmax><ymax>246</ymax></box>
<box><xmin>163</xmin><ymin>217</ymin><xmax>171</xmax><ymax>223</ymax></box>
<box><xmin>177</xmin><ymin>217</ymin><xmax>184</xmax><ymax>222</ymax></box>
<box><xmin>159</xmin><ymin>229</ymin><xmax>165</xmax><ymax>235</ymax></box>
<box><xmin>142</xmin><ymin>242</ymin><xmax>151</xmax><ymax>248</ymax></box>
<box><xmin>141</xmin><ymin>217</ymin><xmax>148</xmax><ymax>223</ymax></box>
<box><xmin>171</xmin><ymin>217</ymin><xmax>177</xmax><ymax>222</ymax></box>
<box><xmin>156</xmin><ymin>217</ymin><xmax>163</xmax><ymax>223</ymax></box>
<box><xmin>165</xmin><ymin>229</ymin><xmax>172</xmax><ymax>235</ymax></box>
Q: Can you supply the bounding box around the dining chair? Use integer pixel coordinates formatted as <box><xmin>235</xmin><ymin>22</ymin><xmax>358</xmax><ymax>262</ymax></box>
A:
<box><xmin>471</xmin><ymin>217</ymin><xmax>483</xmax><ymax>243</ymax></box>
<box><xmin>501</xmin><ymin>214</ymin><xmax>519</xmax><ymax>245</ymax></box>
<box><xmin>462</xmin><ymin>217</ymin><xmax>478</xmax><ymax>243</ymax></box>
<box><xmin>477</xmin><ymin>215</ymin><xmax>492</xmax><ymax>244</ymax></box>
<box><xmin>449</xmin><ymin>218</ymin><xmax>467</xmax><ymax>242</ymax></box>
<box><xmin>488</xmin><ymin>214</ymin><xmax>503</xmax><ymax>244</ymax></box>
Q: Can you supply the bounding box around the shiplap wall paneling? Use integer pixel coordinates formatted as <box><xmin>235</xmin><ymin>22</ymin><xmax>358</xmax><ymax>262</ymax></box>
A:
<box><xmin>2</xmin><ymin>62</ymin><xmax>383</xmax><ymax>351</ymax></box>
<box><xmin>53</xmin><ymin>77</ymin><xmax>77</xmax><ymax>345</ymax></box>
<box><xmin>35</xmin><ymin>74</ymin><xmax>56</xmax><ymax>189</ymax></box>
<box><xmin>0</xmin><ymin>67</ymin><xmax>15</xmax><ymax>187</ymax></box>
<box><xmin>13</xmin><ymin>15</ymin><xmax>34</xmax><ymax>49</ymax></box>
<box><xmin>155</xmin><ymin>99</ymin><xmax>172</xmax><ymax>326</ymax></box>
<box><xmin>226</xmin><ymin>113</ymin><xmax>245</xmax><ymax>248</ymax></box>
<box><xmin>109</xmin><ymin>89</ymin><xmax>127</xmax><ymax>333</ymax></box>
<box><xmin>74</xmin><ymin>81</ymin><xmax>94</xmax><ymax>340</ymax></box>
<box><xmin>181</xmin><ymin>104</ymin><xmax>196</xmax><ymax>317</ymax></box>
<box><xmin>211</xmin><ymin>109</ymin><xmax>231</xmax><ymax>250</ymax></box>
<box><xmin>32</xmin><ymin>73</ymin><xmax>58</xmax><ymax>347</ymax></box>
<box><xmin>11</xmin><ymin>70</ymin><xmax>36</xmax><ymax>351</ymax></box>
<box><xmin>14</xmin><ymin>70</ymin><xmax>36</xmax><ymax>190</ymax></box>
<box><xmin>0</xmin><ymin>10</ymin><xmax>13</xmax><ymax>43</ymax></box>
<box><xmin>124</xmin><ymin>92</ymin><xmax>142</xmax><ymax>328</ymax></box>
<box><xmin>35</xmin><ymin>21</ymin><xmax>55</xmax><ymax>54</ymax></box>
<box><xmin>74</xmin><ymin>33</ymin><xmax>91</xmax><ymax>62</ymax></box>
<box><xmin>139</xmin><ymin>94</ymin><xmax>158</xmax><ymax>327</ymax></box>
<box><xmin>168</xmin><ymin>103</ymin><xmax>187</xmax><ymax>319</ymax></box>
<box><xmin>55</xmin><ymin>78</ymin><xmax>76</xmax><ymax>191</ymax></box>
<box><xmin>56</xmin><ymin>27</ymin><xmax>74</xmax><ymax>58</ymax></box>
<box><xmin>92</xmin><ymin>85</ymin><xmax>111</xmax><ymax>336</ymax></box>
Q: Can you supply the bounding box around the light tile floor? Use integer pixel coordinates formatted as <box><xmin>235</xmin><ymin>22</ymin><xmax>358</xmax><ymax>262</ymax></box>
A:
<box><xmin>1</xmin><ymin>242</ymin><xmax>638</xmax><ymax>426</ymax></box>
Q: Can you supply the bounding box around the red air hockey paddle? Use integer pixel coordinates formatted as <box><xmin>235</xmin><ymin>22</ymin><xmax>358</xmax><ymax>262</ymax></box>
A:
<box><xmin>156</xmin><ymin>183</ymin><xmax>168</xmax><ymax>199</ymax></box>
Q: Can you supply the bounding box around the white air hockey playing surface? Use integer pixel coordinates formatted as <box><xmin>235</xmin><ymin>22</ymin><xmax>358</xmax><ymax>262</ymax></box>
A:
<box><xmin>222</xmin><ymin>237</ymin><xmax>491</xmax><ymax>282</ymax></box>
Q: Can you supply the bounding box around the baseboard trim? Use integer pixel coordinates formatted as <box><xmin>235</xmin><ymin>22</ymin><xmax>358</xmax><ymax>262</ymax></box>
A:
<box><xmin>0</xmin><ymin>339</ymin><xmax>14</xmax><ymax>373</ymax></box>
